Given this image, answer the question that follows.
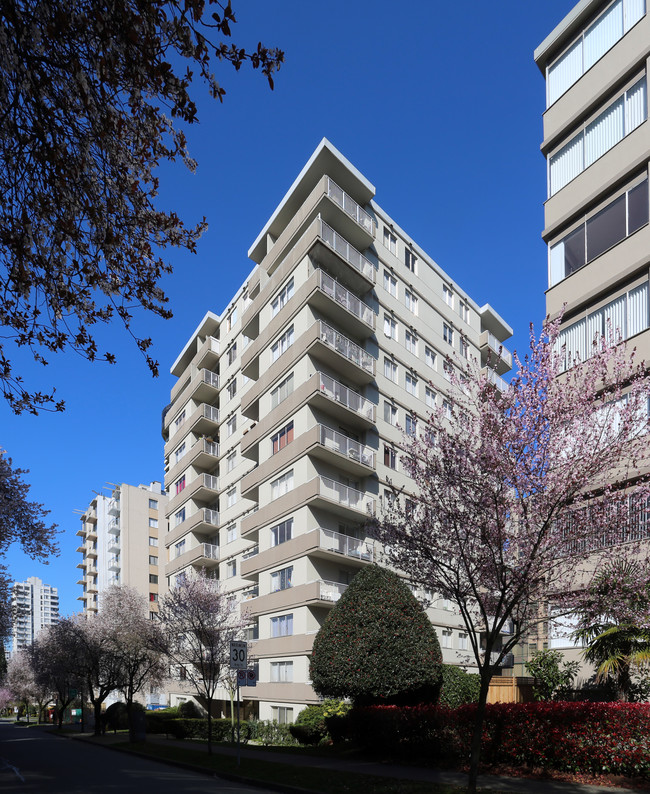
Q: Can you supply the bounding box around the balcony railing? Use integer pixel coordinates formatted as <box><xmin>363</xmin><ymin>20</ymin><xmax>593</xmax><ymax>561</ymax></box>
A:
<box><xmin>108</xmin><ymin>498</ymin><xmax>120</xmax><ymax>515</ymax></box>
<box><xmin>319</xmin><ymin>528</ymin><xmax>374</xmax><ymax>562</ymax></box>
<box><xmin>485</xmin><ymin>333</ymin><xmax>512</xmax><ymax>368</ymax></box>
<box><xmin>319</xmin><ymin>219</ymin><xmax>375</xmax><ymax>283</ymax></box>
<box><xmin>201</xmin><ymin>542</ymin><xmax>220</xmax><ymax>560</ymax></box>
<box><xmin>318</xmin><ymin>579</ymin><xmax>348</xmax><ymax>602</ymax></box>
<box><xmin>242</xmin><ymin>586</ymin><xmax>259</xmax><ymax>601</ymax></box>
<box><xmin>242</xmin><ymin>546</ymin><xmax>259</xmax><ymax>560</ymax></box>
<box><xmin>108</xmin><ymin>556</ymin><xmax>120</xmax><ymax>571</ymax></box>
<box><xmin>318</xmin><ymin>476</ymin><xmax>375</xmax><ymax>515</ymax></box>
<box><xmin>326</xmin><ymin>177</ymin><xmax>374</xmax><ymax>235</ymax></box>
<box><xmin>203</xmin><ymin>508</ymin><xmax>220</xmax><ymax>526</ymax></box>
<box><xmin>107</xmin><ymin>540</ymin><xmax>120</xmax><ymax>555</ymax></box>
<box><xmin>318</xmin><ymin>425</ymin><xmax>375</xmax><ymax>468</ymax></box>
<box><xmin>201</xmin><ymin>473</ymin><xmax>219</xmax><ymax>491</ymax></box>
<box><xmin>107</xmin><ymin>517</ymin><xmax>120</xmax><ymax>534</ymax></box>
<box><xmin>202</xmin><ymin>404</ymin><xmax>220</xmax><ymax>423</ymax></box>
<box><xmin>484</xmin><ymin>368</ymin><xmax>508</xmax><ymax>393</ymax></box>
<box><xmin>317</xmin><ymin>372</ymin><xmax>375</xmax><ymax>421</ymax></box>
<box><xmin>318</xmin><ymin>321</ymin><xmax>375</xmax><ymax>375</ymax></box>
<box><xmin>201</xmin><ymin>369</ymin><xmax>220</xmax><ymax>389</ymax></box>
<box><xmin>317</xmin><ymin>269</ymin><xmax>374</xmax><ymax>328</ymax></box>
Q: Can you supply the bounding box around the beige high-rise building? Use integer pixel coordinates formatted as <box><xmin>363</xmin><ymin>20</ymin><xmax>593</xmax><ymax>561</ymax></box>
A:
<box><xmin>76</xmin><ymin>482</ymin><xmax>168</xmax><ymax>617</ymax></box>
<box><xmin>535</xmin><ymin>0</ymin><xmax>649</xmax><ymax>661</ymax></box>
<box><xmin>8</xmin><ymin>576</ymin><xmax>59</xmax><ymax>658</ymax></box>
<box><xmin>161</xmin><ymin>139</ymin><xmax>513</xmax><ymax>721</ymax></box>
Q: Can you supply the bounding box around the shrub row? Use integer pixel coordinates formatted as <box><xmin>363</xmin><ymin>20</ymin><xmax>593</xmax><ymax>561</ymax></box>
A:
<box><xmin>344</xmin><ymin>702</ymin><xmax>650</xmax><ymax>778</ymax></box>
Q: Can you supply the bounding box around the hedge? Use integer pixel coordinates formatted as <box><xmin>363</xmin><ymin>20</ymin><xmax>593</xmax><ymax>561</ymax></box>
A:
<box><xmin>438</xmin><ymin>665</ymin><xmax>480</xmax><ymax>709</ymax></box>
<box><xmin>344</xmin><ymin>702</ymin><xmax>650</xmax><ymax>777</ymax></box>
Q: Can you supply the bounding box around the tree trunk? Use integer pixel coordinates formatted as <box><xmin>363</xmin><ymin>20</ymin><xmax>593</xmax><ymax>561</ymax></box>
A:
<box><xmin>93</xmin><ymin>699</ymin><xmax>103</xmax><ymax>736</ymax></box>
<box><xmin>467</xmin><ymin>666</ymin><xmax>492</xmax><ymax>794</ymax></box>
<box><xmin>127</xmin><ymin>699</ymin><xmax>135</xmax><ymax>743</ymax></box>
<box><xmin>207</xmin><ymin>703</ymin><xmax>213</xmax><ymax>755</ymax></box>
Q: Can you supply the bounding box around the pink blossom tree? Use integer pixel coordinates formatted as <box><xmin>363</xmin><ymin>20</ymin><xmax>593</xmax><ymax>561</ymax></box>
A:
<box><xmin>373</xmin><ymin>319</ymin><xmax>650</xmax><ymax>793</ymax></box>
<box><xmin>6</xmin><ymin>650</ymin><xmax>36</xmax><ymax>721</ymax></box>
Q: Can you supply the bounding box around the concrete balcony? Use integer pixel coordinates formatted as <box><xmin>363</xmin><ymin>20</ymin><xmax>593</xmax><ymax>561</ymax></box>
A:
<box><xmin>165</xmin><ymin>542</ymin><xmax>220</xmax><ymax>577</ymax></box>
<box><xmin>164</xmin><ymin>403</ymin><xmax>219</xmax><ymax>452</ymax></box>
<box><xmin>312</xmin><ymin>424</ymin><xmax>375</xmax><ymax>471</ymax></box>
<box><xmin>168</xmin><ymin>368</ymin><xmax>220</xmax><ymax>419</ymax></box>
<box><xmin>107</xmin><ymin>517</ymin><xmax>120</xmax><ymax>535</ymax></box>
<box><xmin>165</xmin><ymin>507</ymin><xmax>220</xmax><ymax>546</ymax></box>
<box><xmin>316</xmin><ymin>320</ymin><xmax>375</xmax><ymax>378</ymax></box>
<box><xmin>107</xmin><ymin>539</ymin><xmax>120</xmax><ymax>555</ymax></box>
<box><xmin>319</xmin><ymin>218</ymin><xmax>375</xmax><ymax>284</ymax></box>
<box><xmin>482</xmin><ymin>367</ymin><xmax>508</xmax><ymax>393</ymax></box>
<box><xmin>239</xmin><ymin>681</ymin><xmax>320</xmax><ymax>704</ymax></box>
<box><xmin>479</xmin><ymin>331</ymin><xmax>512</xmax><ymax>375</ymax></box>
<box><xmin>195</xmin><ymin>336</ymin><xmax>220</xmax><ymax>371</ymax></box>
<box><xmin>249</xmin><ymin>632</ymin><xmax>316</xmax><ymax>659</ymax></box>
<box><xmin>325</xmin><ymin>176</ymin><xmax>375</xmax><ymax>240</ymax></box>
<box><xmin>166</xmin><ymin>473</ymin><xmax>220</xmax><ymax>515</ymax></box>
<box><xmin>107</xmin><ymin>498</ymin><xmax>120</xmax><ymax>516</ymax></box>
<box><xmin>108</xmin><ymin>556</ymin><xmax>120</xmax><ymax>571</ymax></box>
<box><xmin>244</xmin><ymin>579</ymin><xmax>349</xmax><ymax>618</ymax></box>
<box><xmin>314</xmin><ymin>371</ymin><xmax>375</xmax><ymax>425</ymax></box>
<box><xmin>165</xmin><ymin>439</ymin><xmax>219</xmax><ymax>490</ymax></box>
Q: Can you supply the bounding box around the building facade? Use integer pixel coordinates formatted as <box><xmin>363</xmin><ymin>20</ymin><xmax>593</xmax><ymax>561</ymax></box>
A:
<box><xmin>534</xmin><ymin>0</ymin><xmax>650</xmax><ymax>664</ymax></box>
<box><xmin>9</xmin><ymin>576</ymin><xmax>59</xmax><ymax>657</ymax></box>
<box><xmin>76</xmin><ymin>481</ymin><xmax>168</xmax><ymax>618</ymax></box>
<box><xmin>161</xmin><ymin>139</ymin><xmax>513</xmax><ymax>720</ymax></box>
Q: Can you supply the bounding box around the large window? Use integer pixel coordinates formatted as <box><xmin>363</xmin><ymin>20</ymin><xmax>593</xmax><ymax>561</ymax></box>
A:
<box><xmin>383</xmin><ymin>227</ymin><xmax>397</xmax><ymax>255</ymax></box>
<box><xmin>549</xmin><ymin>178</ymin><xmax>648</xmax><ymax>286</ymax></box>
<box><xmin>270</xmin><ymin>614</ymin><xmax>293</xmax><ymax>637</ymax></box>
<box><xmin>272</xmin><ymin>422</ymin><xmax>294</xmax><ymax>454</ymax></box>
<box><xmin>270</xmin><ymin>661</ymin><xmax>293</xmax><ymax>682</ymax></box>
<box><xmin>271</xmin><ymin>278</ymin><xmax>294</xmax><ymax>317</ymax></box>
<box><xmin>405</xmin><ymin>373</ymin><xmax>418</xmax><ymax>396</ymax></box>
<box><xmin>271</xmin><ymin>518</ymin><xmax>293</xmax><ymax>546</ymax></box>
<box><xmin>547</xmin><ymin>0</ymin><xmax>646</xmax><ymax>106</ymax></box>
<box><xmin>383</xmin><ymin>270</ymin><xmax>398</xmax><ymax>297</ymax></box>
<box><xmin>271</xmin><ymin>373</ymin><xmax>294</xmax><ymax>409</ymax></box>
<box><xmin>271</xmin><ymin>325</ymin><xmax>294</xmax><ymax>362</ymax></box>
<box><xmin>271</xmin><ymin>470</ymin><xmax>294</xmax><ymax>499</ymax></box>
<box><xmin>271</xmin><ymin>566</ymin><xmax>293</xmax><ymax>592</ymax></box>
<box><xmin>549</xmin><ymin>76</ymin><xmax>647</xmax><ymax>196</ymax></box>
<box><xmin>383</xmin><ymin>315</ymin><xmax>398</xmax><ymax>340</ymax></box>
<box><xmin>384</xmin><ymin>358</ymin><xmax>398</xmax><ymax>383</ymax></box>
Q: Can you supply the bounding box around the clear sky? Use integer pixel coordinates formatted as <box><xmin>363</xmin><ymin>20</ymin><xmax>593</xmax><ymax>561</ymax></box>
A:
<box><xmin>2</xmin><ymin>1</ymin><xmax>579</xmax><ymax>616</ymax></box>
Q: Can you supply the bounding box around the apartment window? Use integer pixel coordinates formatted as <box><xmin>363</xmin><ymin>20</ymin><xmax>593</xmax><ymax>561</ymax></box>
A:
<box><xmin>271</xmin><ymin>373</ymin><xmax>294</xmax><ymax>409</ymax></box>
<box><xmin>271</xmin><ymin>470</ymin><xmax>294</xmax><ymax>499</ymax></box>
<box><xmin>443</xmin><ymin>361</ymin><xmax>453</xmax><ymax>381</ymax></box>
<box><xmin>226</xmin><ymin>524</ymin><xmax>237</xmax><ymax>543</ymax></box>
<box><xmin>174</xmin><ymin>540</ymin><xmax>185</xmax><ymax>558</ymax></box>
<box><xmin>405</xmin><ymin>372</ymin><xmax>418</xmax><ymax>396</ymax></box>
<box><xmin>272</xmin><ymin>278</ymin><xmax>294</xmax><ymax>317</ymax></box>
<box><xmin>149</xmin><ymin>593</ymin><xmax>158</xmax><ymax>603</ymax></box>
<box><xmin>227</xmin><ymin>487</ymin><xmax>237</xmax><ymax>508</ymax></box>
<box><xmin>459</xmin><ymin>301</ymin><xmax>470</xmax><ymax>323</ymax></box>
<box><xmin>227</xmin><ymin>378</ymin><xmax>237</xmax><ymax>401</ymax></box>
<box><xmin>149</xmin><ymin>574</ymin><xmax>158</xmax><ymax>584</ymax></box>
<box><xmin>271</xmin><ymin>566</ymin><xmax>293</xmax><ymax>592</ymax></box>
<box><xmin>149</xmin><ymin>518</ymin><xmax>158</xmax><ymax>528</ymax></box>
<box><xmin>226</xmin><ymin>415</ymin><xmax>237</xmax><ymax>437</ymax></box>
<box><xmin>384</xmin><ymin>401</ymin><xmax>398</xmax><ymax>426</ymax></box>
<box><xmin>404</xmin><ymin>289</ymin><xmax>418</xmax><ymax>314</ymax></box>
<box><xmin>443</xmin><ymin>399</ymin><xmax>453</xmax><ymax>420</ymax></box>
<box><xmin>271</xmin><ymin>325</ymin><xmax>294</xmax><ymax>362</ymax></box>
<box><xmin>149</xmin><ymin>536</ymin><xmax>158</xmax><ymax>547</ymax></box>
<box><xmin>549</xmin><ymin>177</ymin><xmax>649</xmax><ymax>286</ymax></box>
<box><xmin>270</xmin><ymin>660</ymin><xmax>293</xmax><ymax>683</ymax></box>
<box><xmin>174</xmin><ymin>410</ymin><xmax>186</xmax><ymax>430</ymax></box>
<box><xmin>405</xmin><ymin>330</ymin><xmax>417</xmax><ymax>355</ymax></box>
<box><xmin>174</xmin><ymin>508</ymin><xmax>186</xmax><ymax>526</ymax></box>
<box><xmin>405</xmin><ymin>249</ymin><xmax>417</xmax><ymax>273</ymax></box>
<box><xmin>406</xmin><ymin>415</ymin><xmax>417</xmax><ymax>437</ymax></box>
<box><xmin>226</xmin><ymin>559</ymin><xmax>236</xmax><ymax>578</ymax></box>
<box><xmin>459</xmin><ymin>632</ymin><xmax>469</xmax><ymax>651</ymax></box>
<box><xmin>148</xmin><ymin>499</ymin><xmax>158</xmax><ymax>510</ymax></box>
<box><xmin>443</xmin><ymin>284</ymin><xmax>453</xmax><ymax>307</ymax></box>
<box><xmin>384</xmin><ymin>446</ymin><xmax>397</xmax><ymax>469</ymax></box>
<box><xmin>272</xmin><ymin>421</ymin><xmax>294</xmax><ymax>454</ymax></box>
<box><xmin>384</xmin><ymin>358</ymin><xmax>398</xmax><ymax>383</ymax></box>
<box><xmin>175</xmin><ymin>475</ymin><xmax>186</xmax><ymax>495</ymax></box>
<box><xmin>549</xmin><ymin>75</ymin><xmax>647</xmax><ymax>196</ymax></box>
<box><xmin>271</xmin><ymin>614</ymin><xmax>293</xmax><ymax>638</ymax></box>
<box><xmin>383</xmin><ymin>227</ymin><xmax>397</xmax><ymax>255</ymax></box>
<box><xmin>226</xmin><ymin>307</ymin><xmax>237</xmax><ymax>331</ymax></box>
<box><xmin>547</xmin><ymin>0</ymin><xmax>646</xmax><ymax>106</ymax></box>
<box><xmin>425</xmin><ymin>346</ymin><xmax>436</xmax><ymax>369</ymax></box>
<box><xmin>271</xmin><ymin>518</ymin><xmax>293</xmax><ymax>546</ymax></box>
<box><xmin>174</xmin><ymin>443</ymin><xmax>185</xmax><ymax>464</ymax></box>
<box><xmin>227</xmin><ymin>342</ymin><xmax>237</xmax><ymax>366</ymax></box>
<box><xmin>441</xmin><ymin>629</ymin><xmax>452</xmax><ymax>649</ymax></box>
<box><xmin>383</xmin><ymin>315</ymin><xmax>398</xmax><ymax>340</ymax></box>
<box><xmin>271</xmin><ymin>706</ymin><xmax>294</xmax><ymax>724</ymax></box>
<box><xmin>443</xmin><ymin>323</ymin><xmax>454</xmax><ymax>345</ymax></box>
<box><xmin>383</xmin><ymin>270</ymin><xmax>398</xmax><ymax>297</ymax></box>
<box><xmin>459</xmin><ymin>337</ymin><xmax>469</xmax><ymax>359</ymax></box>
<box><xmin>226</xmin><ymin>451</ymin><xmax>237</xmax><ymax>473</ymax></box>
<box><xmin>149</xmin><ymin>555</ymin><xmax>158</xmax><ymax>565</ymax></box>
<box><xmin>425</xmin><ymin>387</ymin><xmax>436</xmax><ymax>409</ymax></box>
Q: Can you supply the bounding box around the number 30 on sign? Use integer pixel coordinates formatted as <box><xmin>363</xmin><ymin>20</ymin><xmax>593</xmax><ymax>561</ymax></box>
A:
<box><xmin>230</xmin><ymin>640</ymin><xmax>247</xmax><ymax>670</ymax></box>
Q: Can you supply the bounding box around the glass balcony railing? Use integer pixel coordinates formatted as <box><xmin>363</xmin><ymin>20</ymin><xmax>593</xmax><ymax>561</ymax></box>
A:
<box><xmin>318</xmin><ymin>321</ymin><xmax>375</xmax><ymax>375</ymax></box>
<box><xmin>317</xmin><ymin>269</ymin><xmax>374</xmax><ymax>328</ymax></box>
<box><xmin>201</xmin><ymin>369</ymin><xmax>219</xmax><ymax>389</ymax></box>
<box><xmin>318</xmin><ymin>425</ymin><xmax>375</xmax><ymax>468</ymax></box>
<box><xmin>318</xmin><ymin>528</ymin><xmax>373</xmax><ymax>561</ymax></box>
<box><xmin>242</xmin><ymin>546</ymin><xmax>259</xmax><ymax>560</ymax></box>
<box><xmin>319</xmin><ymin>219</ymin><xmax>375</xmax><ymax>283</ymax></box>
<box><xmin>201</xmin><ymin>404</ymin><xmax>220</xmax><ymax>423</ymax></box>
<box><xmin>107</xmin><ymin>517</ymin><xmax>120</xmax><ymax>534</ymax></box>
<box><xmin>318</xmin><ymin>476</ymin><xmax>375</xmax><ymax>515</ymax></box>
<box><xmin>200</xmin><ymin>542</ymin><xmax>219</xmax><ymax>560</ymax></box>
<box><xmin>203</xmin><ymin>508</ymin><xmax>220</xmax><ymax>526</ymax></box>
<box><xmin>484</xmin><ymin>333</ymin><xmax>512</xmax><ymax>368</ymax></box>
<box><xmin>201</xmin><ymin>473</ymin><xmax>219</xmax><ymax>491</ymax></box>
<box><xmin>318</xmin><ymin>579</ymin><xmax>348</xmax><ymax>602</ymax></box>
<box><xmin>317</xmin><ymin>372</ymin><xmax>375</xmax><ymax>421</ymax></box>
<box><xmin>484</xmin><ymin>368</ymin><xmax>508</xmax><ymax>393</ymax></box>
<box><xmin>326</xmin><ymin>177</ymin><xmax>374</xmax><ymax>235</ymax></box>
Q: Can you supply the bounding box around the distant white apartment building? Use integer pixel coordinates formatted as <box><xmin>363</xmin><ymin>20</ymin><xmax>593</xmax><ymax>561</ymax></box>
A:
<box><xmin>9</xmin><ymin>576</ymin><xmax>59</xmax><ymax>656</ymax></box>
<box><xmin>161</xmin><ymin>139</ymin><xmax>514</xmax><ymax>721</ymax></box>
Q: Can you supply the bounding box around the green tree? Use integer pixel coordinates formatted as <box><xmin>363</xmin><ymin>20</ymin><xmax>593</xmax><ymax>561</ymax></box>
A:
<box><xmin>310</xmin><ymin>565</ymin><xmax>442</xmax><ymax>706</ymax></box>
<box><xmin>524</xmin><ymin>649</ymin><xmax>580</xmax><ymax>701</ymax></box>
<box><xmin>576</xmin><ymin>624</ymin><xmax>650</xmax><ymax>701</ymax></box>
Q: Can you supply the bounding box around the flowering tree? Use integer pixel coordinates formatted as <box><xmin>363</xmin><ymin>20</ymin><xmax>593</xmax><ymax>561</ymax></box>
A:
<box><xmin>0</xmin><ymin>686</ymin><xmax>13</xmax><ymax>715</ymax></box>
<box><xmin>373</xmin><ymin>319</ymin><xmax>650</xmax><ymax>793</ymax></box>
<box><xmin>0</xmin><ymin>1</ymin><xmax>283</xmax><ymax>414</ymax></box>
<box><xmin>156</xmin><ymin>573</ymin><xmax>243</xmax><ymax>753</ymax></box>
<box><xmin>31</xmin><ymin>619</ymin><xmax>83</xmax><ymax>728</ymax></box>
<box><xmin>6</xmin><ymin>650</ymin><xmax>36</xmax><ymax>721</ymax></box>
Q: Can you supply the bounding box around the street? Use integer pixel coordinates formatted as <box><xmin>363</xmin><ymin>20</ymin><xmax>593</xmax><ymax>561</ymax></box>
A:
<box><xmin>0</xmin><ymin>722</ymin><xmax>276</xmax><ymax>793</ymax></box>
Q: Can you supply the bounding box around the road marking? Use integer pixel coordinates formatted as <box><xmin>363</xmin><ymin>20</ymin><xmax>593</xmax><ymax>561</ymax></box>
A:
<box><xmin>0</xmin><ymin>757</ymin><xmax>25</xmax><ymax>782</ymax></box>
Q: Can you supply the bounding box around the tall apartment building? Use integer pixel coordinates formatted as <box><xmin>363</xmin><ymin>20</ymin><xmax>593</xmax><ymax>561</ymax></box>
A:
<box><xmin>161</xmin><ymin>139</ymin><xmax>513</xmax><ymax>721</ymax></box>
<box><xmin>76</xmin><ymin>482</ymin><xmax>168</xmax><ymax>617</ymax></box>
<box><xmin>9</xmin><ymin>576</ymin><xmax>59</xmax><ymax>657</ymax></box>
<box><xmin>534</xmin><ymin>0</ymin><xmax>650</xmax><ymax>662</ymax></box>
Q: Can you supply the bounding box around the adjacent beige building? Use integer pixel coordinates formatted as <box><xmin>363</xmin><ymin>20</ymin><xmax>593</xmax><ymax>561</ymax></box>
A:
<box><xmin>161</xmin><ymin>139</ymin><xmax>513</xmax><ymax>720</ymax></box>
<box><xmin>8</xmin><ymin>576</ymin><xmax>59</xmax><ymax>658</ymax></box>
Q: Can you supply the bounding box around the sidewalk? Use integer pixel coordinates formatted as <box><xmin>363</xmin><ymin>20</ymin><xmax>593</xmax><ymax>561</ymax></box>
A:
<box><xmin>57</xmin><ymin>726</ymin><xmax>649</xmax><ymax>794</ymax></box>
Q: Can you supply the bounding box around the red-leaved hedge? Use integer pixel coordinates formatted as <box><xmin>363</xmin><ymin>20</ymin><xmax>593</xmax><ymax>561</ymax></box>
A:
<box><xmin>346</xmin><ymin>702</ymin><xmax>650</xmax><ymax>777</ymax></box>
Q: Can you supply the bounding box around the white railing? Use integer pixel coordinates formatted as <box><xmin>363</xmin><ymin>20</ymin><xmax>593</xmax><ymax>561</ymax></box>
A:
<box><xmin>242</xmin><ymin>546</ymin><xmax>259</xmax><ymax>560</ymax></box>
<box><xmin>318</xmin><ymin>372</ymin><xmax>375</xmax><ymax>421</ymax></box>
<box><xmin>319</xmin><ymin>219</ymin><xmax>376</xmax><ymax>283</ymax></box>
<box><xmin>318</xmin><ymin>425</ymin><xmax>375</xmax><ymax>468</ymax></box>
<box><xmin>108</xmin><ymin>556</ymin><xmax>120</xmax><ymax>571</ymax></box>
<box><xmin>318</xmin><ymin>321</ymin><xmax>375</xmax><ymax>375</ymax></box>
<box><xmin>108</xmin><ymin>575</ymin><xmax>120</xmax><ymax>586</ymax></box>
<box><xmin>318</xmin><ymin>579</ymin><xmax>348</xmax><ymax>602</ymax></box>
<box><xmin>485</xmin><ymin>333</ymin><xmax>512</xmax><ymax>367</ymax></box>
<box><xmin>242</xmin><ymin>587</ymin><xmax>259</xmax><ymax>601</ymax></box>
<box><xmin>326</xmin><ymin>177</ymin><xmax>375</xmax><ymax>235</ymax></box>
<box><xmin>318</xmin><ymin>476</ymin><xmax>375</xmax><ymax>515</ymax></box>
<box><xmin>319</xmin><ymin>528</ymin><xmax>373</xmax><ymax>561</ymax></box>
<box><xmin>201</xmin><ymin>369</ymin><xmax>219</xmax><ymax>389</ymax></box>
<box><xmin>203</xmin><ymin>508</ymin><xmax>220</xmax><ymax>526</ymax></box>
<box><xmin>108</xmin><ymin>498</ymin><xmax>120</xmax><ymax>515</ymax></box>
<box><xmin>107</xmin><ymin>517</ymin><xmax>120</xmax><ymax>534</ymax></box>
<box><xmin>201</xmin><ymin>543</ymin><xmax>220</xmax><ymax>561</ymax></box>
<box><xmin>318</xmin><ymin>269</ymin><xmax>374</xmax><ymax>328</ymax></box>
<box><xmin>202</xmin><ymin>404</ymin><xmax>220</xmax><ymax>423</ymax></box>
<box><xmin>485</xmin><ymin>368</ymin><xmax>508</xmax><ymax>393</ymax></box>
<box><xmin>107</xmin><ymin>540</ymin><xmax>120</xmax><ymax>555</ymax></box>
<box><xmin>203</xmin><ymin>439</ymin><xmax>219</xmax><ymax>457</ymax></box>
<box><xmin>202</xmin><ymin>473</ymin><xmax>219</xmax><ymax>491</ymax></box>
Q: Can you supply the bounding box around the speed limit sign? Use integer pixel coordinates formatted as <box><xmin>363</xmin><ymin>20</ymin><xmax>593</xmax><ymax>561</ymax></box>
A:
<box><xmin>229</xmin><ymin>640</ymin><xmax>247</xmax><ymax>670</ymax></box>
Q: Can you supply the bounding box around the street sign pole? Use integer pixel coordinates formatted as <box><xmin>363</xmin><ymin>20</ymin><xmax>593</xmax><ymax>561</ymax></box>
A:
<box><xmin>230</xmin><ymin>641</ymin><xmax>247</xmax><ymax>768</ymax></box>
<box><xmin>236</xmin><ymin>677</ymin><xmax>241</xmax><ymax>767</ymax></box>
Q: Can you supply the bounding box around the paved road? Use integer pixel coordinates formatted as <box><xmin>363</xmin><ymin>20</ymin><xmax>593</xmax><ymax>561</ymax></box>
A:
<box><xmin>0</xmin><ymin>722</ymin><xmax>276</xmax><ymax>793</ymax></box>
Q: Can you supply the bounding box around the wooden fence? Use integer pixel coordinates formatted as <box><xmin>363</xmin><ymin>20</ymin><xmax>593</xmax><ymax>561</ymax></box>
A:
<box><xmin>487</xmin><ymin>676</ymin><xmax>535</xmax><ymax>704</ymax></box>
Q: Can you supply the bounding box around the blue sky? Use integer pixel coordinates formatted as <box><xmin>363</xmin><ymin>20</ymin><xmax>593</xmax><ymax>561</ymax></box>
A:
<box><xmin>2</xmin><ymin>1</ymin><xmax>578</xmax><ymax>616</ymax></box>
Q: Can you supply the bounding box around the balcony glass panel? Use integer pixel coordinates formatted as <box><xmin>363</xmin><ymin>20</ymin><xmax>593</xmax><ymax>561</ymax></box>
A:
<box><xmin>318</xmin><ymin>476</ymin><xmax>375</xmax><ymax>514</ymax></box>
<box><xmin>317</xmin><ymin>372</ymin><xmax>375</xmax><ymax>421</ymax></box>
<box><xmin>319</xmin><ymin>219</ymin><xmax>375</xmax><ymax>282</ymax></box>
<box><xmin>318</xmin><ymin>425</ymin><xmax>375</xmax><ymax>468</ymax></box>
<box><xmin>318</xmin><ymin>270</ymin><xmax>374</xmax><ymax>327</ymax></box>
<box><xmin>318</xmin><ymin>321</ymin><xmax>375</xmax><ymax>375</ymax></box>
<box><xmin>318</xmin><ymin>579</ymin><xmax>348</xmax><ymax>602</ymax></box>
<box><xmin>326</xmin><ymin>177</ymin><xmax>374</xmax><ymax>234</ymax></box>
<box><xmin>319</xmin><ymin>528</ymin><xmax>373</xmax><ymax>561</ymax></box>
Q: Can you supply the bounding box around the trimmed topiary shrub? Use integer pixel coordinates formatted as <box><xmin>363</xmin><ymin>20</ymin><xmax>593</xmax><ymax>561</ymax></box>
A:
<box><xmin>438</xmin><ymin>665</ymin><xmax>481</xmax><ymax>708</ymax></box>
<box><xmin>289</xmin><ymin>700</ymin><xmax>350</xmax><ymax>744</ymax></box>
<box><xmin>178</xmin><ymin>699</ymin><xmax>203</xmax><ymax>718</ymax></box>
<box><xmin>104</xmin><ymin>701</ymin><xmax>145</xmax><ymax>732</ymax></box>
<box><xmin>310</xmin><ymin>565</ymin><xmax>443</xmax><ymax>706</ymax></box>
<box><xmin>247</xmin><ymin>719</ymin><xmax>298</xmax><ymax>746</ymax></box>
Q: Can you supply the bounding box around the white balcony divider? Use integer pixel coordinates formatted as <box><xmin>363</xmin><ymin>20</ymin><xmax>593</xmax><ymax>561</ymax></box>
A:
<box><xmin>318</xmin><ymin>579</ymin><xmax>348</xmax><ymax>602</ymax></box>
<box><xmin>318</xmin><ymin>372</ymin><xmax>375</xmax><ymax>421</ymax></box>
<box><xmin>485</xmin><ymin>333</ymin><xmax>513</xmax><ymax>367</ymax></box>
<box><xmin>319</xmin><ymin>219</ymin><xmax>376</xmax><ymax>283</ymax></box>
<box><xmin>318</xmin><ymin>476</ymin><xmax>375</xmax><ymax>515</ymax></box>
<box><xmin>203</xmin><ymin>508</ymin><xmax>220</xmax><ymax>526</ymax></box>
<box><xmin>318</xmin><ymin>269</ymin><xmax>374</xmax><ymax>328</ymax></box>
<box><xmin>319</xmin><ymin>528</ymin><xmax>373</xmax><ymax>561</ymax></box>
<box><xmin>326</xmin><ymin>177</ymin><xmax>374</xmax><ymax>235</ymax></box>
<box><xmin>201</xmin><ymin>369</ymin><xmax>219</xmax><ymax>388</ymax></box>
<box><xmin>318</xmin><ymin>321</ymin><xmax>375</xmax><ymax>375</ymax></box>
<box><xmin>318</xmin><ymin>425</ymin><xmax>375</xmax><ymax>468</ymax></box>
